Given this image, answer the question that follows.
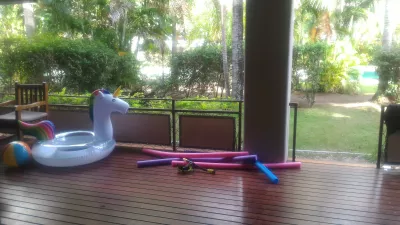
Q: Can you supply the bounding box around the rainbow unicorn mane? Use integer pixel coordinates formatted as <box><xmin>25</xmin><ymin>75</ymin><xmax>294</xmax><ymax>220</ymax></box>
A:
<box><xmin>18</xmin><ymin>120</ymin><xmax>55</xmax><ymax>141</ymax></box>
<box><xmin>89</xmin><ymin>89</ymin><xmax>111</xmax><ymax>121</ymax></box>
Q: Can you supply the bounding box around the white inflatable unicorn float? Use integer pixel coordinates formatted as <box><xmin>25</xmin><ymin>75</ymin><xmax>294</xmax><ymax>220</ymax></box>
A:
<box><xmin>20</xmin><ymin>87</ymin><xmax>129</xmax><ymax>167</ymax></box>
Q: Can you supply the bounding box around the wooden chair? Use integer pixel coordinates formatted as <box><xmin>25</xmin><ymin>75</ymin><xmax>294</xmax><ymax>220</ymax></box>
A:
<box><xmin>0</xmin><ymin>82</ymin><xmax>49</xmax><ymax>140</ymax></box>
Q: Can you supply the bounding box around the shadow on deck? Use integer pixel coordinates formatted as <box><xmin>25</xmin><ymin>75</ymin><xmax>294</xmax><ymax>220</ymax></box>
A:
<box><xmin>0</xmin><ymin>149</ymin><xmax>400</xmax><ymax>225</ymax></box>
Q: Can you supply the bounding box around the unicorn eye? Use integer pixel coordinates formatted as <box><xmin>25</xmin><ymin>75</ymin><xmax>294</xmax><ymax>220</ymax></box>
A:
<box><xmin>112</xmin><ymin>99</ymin><xmax>116</xmax><ymax>102</ymax></box>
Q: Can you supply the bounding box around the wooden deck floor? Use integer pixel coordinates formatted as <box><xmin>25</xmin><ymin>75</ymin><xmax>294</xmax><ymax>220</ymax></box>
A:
<box><xmin>1</xmin><ymin>150</ymin><xmax>400</xmax><ymax>225</ymax></box>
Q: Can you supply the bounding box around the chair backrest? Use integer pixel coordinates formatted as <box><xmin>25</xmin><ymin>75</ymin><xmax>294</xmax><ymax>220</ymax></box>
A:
<box><xmin>15</xmin><ymin>82</ymin><xmax>48</xmax><ymax>112</ymax></box>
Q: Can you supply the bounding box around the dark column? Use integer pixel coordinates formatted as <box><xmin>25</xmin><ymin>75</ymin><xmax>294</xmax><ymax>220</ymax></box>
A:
<box><xmin>244</xmin><ymin>0</ymin><xmax>294</xmax><ymax>162</ymax></box>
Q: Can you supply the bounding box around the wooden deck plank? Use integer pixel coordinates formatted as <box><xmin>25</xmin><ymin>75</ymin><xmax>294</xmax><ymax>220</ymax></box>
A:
<box><xmin>3</xmin><ymin>169</ymin><xmax>396</xmax><ymax>225</ymax></box>
<box><xmin>0</xmin><ymin>189</ymin><xmax>244</xmax><ymax>225</ymax></box>
<box><xmin>0</xmin><ymin>177</ymin><xmax>317</xmax><ymax>225</ymax></box>
<box><xmin>106</xmin><ymin>156</ymin><xmax>400</xmax><ymax>197</ymax></box>
<box><xmin>1</xmin><ymin>150</ymin><xmax>400</xmax><ymax>225</ymax></box>
<box><xmin>1</xmin><ymin>178</ymin><xmax>398</xmax><ymax>221</ymax></box>
<box><xmin>0</xmin><ymin>216</ymin><xmax>36</xmax><ymax>225</ymax></box>
<box><xmin>0</xmin><ymin>195</ymin><xmax>204</xmax><ymax>225</ymax></box>
<box><xmin>24</xmin><ymin>161</ymin><xmax>400</xmax><ymax>208</ymax></box>
<box><xmin>0</xmin><ymin>167</ymin><xmax>396</xmax><ymax>214</ymax></box>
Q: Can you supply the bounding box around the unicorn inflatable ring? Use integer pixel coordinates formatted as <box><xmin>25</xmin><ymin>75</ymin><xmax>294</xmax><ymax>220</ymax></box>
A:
<box><xmin>20</xmin><ymin>87</ymin><xmax>129</xmax><ymax>167</ymax></box>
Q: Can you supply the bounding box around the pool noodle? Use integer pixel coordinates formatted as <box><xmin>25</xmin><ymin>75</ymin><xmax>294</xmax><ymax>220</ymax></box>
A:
<box><xmin>171</xmin><ymin>161</ymin><xmax>302</xmax><ymax>169</ymax></box>
<box><xmin>136</xmin><ymin>155</ymin><xmax>258</xmax><ymax>168</ymax></box>
<box><xmin>255</xmin><ymin>161</ymin><xmax>279</xmax><ymax>184</ymax></box>
<box><xmin>189</xmin><ymin>155</ymin><xmax>257</xmax><ymax>163</ymax></box>
<box><xmin>137</xmin><ymin>158</ymin><xmax>180</xmax><ymax>168</ymax></box>
<box><xmin>231</xmin><ymin>155</ymin><xmax>258</xmax><ymax>163</ymax></box>
<box><xmin>142</xmin><ymin>148</ymin><xmax>249</xmax><ymax>158</ymax></box>
<box><xmin>188</xmin><ymin>157</ymin><xmax>224</xmax><ymax>162</ymax></box>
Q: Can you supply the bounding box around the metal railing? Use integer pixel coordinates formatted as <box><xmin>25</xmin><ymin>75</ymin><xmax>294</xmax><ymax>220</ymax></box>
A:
<box><xmin>1</xmin><ymin>93</ymin><xmax>298</xmax><ymax>160</ymax></box>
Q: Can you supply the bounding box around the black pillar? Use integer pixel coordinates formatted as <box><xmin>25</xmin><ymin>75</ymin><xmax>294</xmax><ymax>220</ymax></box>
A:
<box><xmin>244</xmin><ymin>0</ymin><xmax>294</xmax><ymax>162</ymax></box>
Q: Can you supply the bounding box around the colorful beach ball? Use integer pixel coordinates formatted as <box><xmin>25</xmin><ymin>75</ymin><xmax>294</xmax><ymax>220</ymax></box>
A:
<box><xmin>2</xmin><ymin>141</ymin><xmax>32</xmax><ymax>167</ymax></box>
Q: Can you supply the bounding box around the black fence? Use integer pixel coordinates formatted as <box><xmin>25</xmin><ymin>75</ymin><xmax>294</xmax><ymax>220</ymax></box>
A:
<box><xmin>0</xmin><ymin>93</ymin><xmax>298</xmax><ymax>161</ymax></box>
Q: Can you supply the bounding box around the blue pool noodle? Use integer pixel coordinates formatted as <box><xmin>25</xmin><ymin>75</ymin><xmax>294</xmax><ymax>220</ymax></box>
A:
<box><xmin>255</xmin><ymin>161</ymin><xmax>279</xmax><ymax>184</ymax></box>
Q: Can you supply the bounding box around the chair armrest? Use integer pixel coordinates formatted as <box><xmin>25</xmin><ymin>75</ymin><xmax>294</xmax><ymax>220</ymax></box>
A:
<box><xmin>15</xmin><ymin>101</ymin><xmax>47</xmax><ymax>111</ymax></box>
<box><xmin>0</xmin><ymin>100</ymin><xmax>16</xmax><ymax>107</ymax></box>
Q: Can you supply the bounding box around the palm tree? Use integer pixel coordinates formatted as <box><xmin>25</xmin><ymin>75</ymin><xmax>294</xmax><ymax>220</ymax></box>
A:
<box><xmin>221</xmin><ymin>2</ymin><xmax>230</xmax><ymax>97</ymax></box>
<box><xmin>373</xmin><ymin>0</ymin><xmax>397</xmax><ymax>100</ymax></box>
<box><xmin>212</xmin><ymin>0</ymin><xmax>230</xmax><ymax>97</ymax></box>
<box><xmin>382</xmin><ymin>0</ymin><xmax>394</xmax><ymax>51</ymax></box>
<box><xmin>22</xmin><ymin>3</ymin><xmax>35</xmax><ymax>37</ymax></box>
<box><xmin>294</xmin><ymin>0</ymin><xmax>375</xmax><ymax>43</ymax></box>
<box><xmin>168</xmin><ymin>0</ymin><xmax>192</xmax><ymax>57</ymax></box>
<box><xmin>109</xmin><ymin>0</ymin><xmax>135</xmax><ymax>51</ymax></box>
<box><xmin>231</xmin><ymin>0</ymin><xmax>244</xmax><ymax>100</ymax></box>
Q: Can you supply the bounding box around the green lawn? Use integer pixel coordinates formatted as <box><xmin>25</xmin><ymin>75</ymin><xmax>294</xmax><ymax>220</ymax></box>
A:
<box><xmin>360</xmin><ymin>83</ymin><xmax>378</xmax><ymax>94</ymax></box>
<box><xmin>288</xmin><ymin>105</ymin><xmax>380</xmax><ymax>155</ymax></box>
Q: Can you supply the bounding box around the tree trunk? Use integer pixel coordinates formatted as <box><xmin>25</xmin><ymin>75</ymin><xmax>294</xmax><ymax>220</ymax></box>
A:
<box><xmin>121</xmin><ymin>10</ymin><xmax>128</xmax><ymax>51</ymax></box>
<box><xmin>221</xmin><ymin>3</ymin><xmax>230</xmax><ymax>97</ymax></box>
<box><xmin>161</xmin><ymin>42</ymin><xmax>165</xmax><ymax>82</ymax></box>
<box><xmin>232</xmin><ymin>0</ymin><xmax>244</xmax><ymax>100</ymax></box>
<box><xmin>134</xmin><ymin>36</ymin><xmax>141</xmax><ymax>58</ymax></box>
<box><xmin>172</xmin><ymin>21</ymin><xmax>177</xmax><ymax>57</ymax></box>
<box><xmin>382</xmin><ymin>0</ymin><xmax>393</xmax><ymax>51</ymax></box>
<box><xmin>22</xmin><ymin>3</ymin><xmax>35</xmax><ymax>38</ymax></box>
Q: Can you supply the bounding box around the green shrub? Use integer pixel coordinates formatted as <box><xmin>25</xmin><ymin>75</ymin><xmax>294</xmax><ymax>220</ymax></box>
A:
<box><xmin>0</xmin><ymin>35</ymin><xmax>140</xmax><ymax>94</ymax></box>
<box><xmin>170</xmin><ymin>45</ymin><xmax>223</xmax><ymax>97</ymax></box>
<box><xmin>46</xmin><ymin>90</ymin><xmax>239</xmax><ymax>111</ymax></box>
<box><xmin>347</xmin><ymin>67</ymin><xmax>361</xmax><ymax>81</ymax></box>
<box><xmin>373</xmin><ymin>47</ymin><xmax>400</xmax><ymax>100</ymax></box>
<box><xmin>292</xmin><ymin>42</ymin><xmax>357</xmax><ymax>105</ymax></box>
<box><xmin>293</xmin><ymin>42</ymin><xmax>333</xmax><ymax>107</ymax></box>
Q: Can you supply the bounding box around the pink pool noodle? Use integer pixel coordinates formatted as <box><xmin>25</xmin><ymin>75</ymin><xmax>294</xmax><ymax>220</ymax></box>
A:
<box><xmin>137</xmin><ymin>158</ymin><xmax>180</xmax><ymax>168</ymax></box>
<box><xmin>189</xmin><ymin>155</ymin><xmax>257</xmax><ymax>163</ymax></box>
<box><xmin>142</xmin><ymin>148</ymin><xmax>249</xmax><ymax>158</ymax></box>
<box><xmin>171</xmin><ymin>161</ymin><xmax>302</xmax><ymax>169</ymax></box>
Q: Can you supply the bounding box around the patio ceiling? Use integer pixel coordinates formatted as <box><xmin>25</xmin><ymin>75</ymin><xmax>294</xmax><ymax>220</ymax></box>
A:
<box><xmin>0</xmin><ymin>0</ymin><xmax>36</xmax><ymax>5</ymax></box>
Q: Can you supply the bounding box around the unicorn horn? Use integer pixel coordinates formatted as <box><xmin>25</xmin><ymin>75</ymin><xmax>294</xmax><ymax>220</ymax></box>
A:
<box><xmin>113</xmin><ymin>86</ymin><xmax>122</xmax><ymax>98</ymax></box>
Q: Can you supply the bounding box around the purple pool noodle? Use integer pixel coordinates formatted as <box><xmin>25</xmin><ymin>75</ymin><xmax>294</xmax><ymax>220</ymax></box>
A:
<box><xmin>187</xmin><ymin>155</ymin><xmax>257</xmax><ymax>163</ymax></box>
<box><xmin>188</xmin><ymin>157</ymin><xmax>225</xmax><ymax>162</ymax></box>
<box><xmin>137</xmin><ymin>158</ymin><xmax>180</xmax><ymax>168</ymax></box>
<box><xmin>232</xmin><ymin>155</ymin><xmax>258</xmax><ymax>163</ymax></box>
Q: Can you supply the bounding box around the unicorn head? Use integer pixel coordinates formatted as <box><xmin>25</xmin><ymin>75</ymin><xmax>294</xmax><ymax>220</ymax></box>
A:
<box><xmin>89</xmin><ymin>87</ymin><xmax>129</xmax><ymax>141</ymax></box>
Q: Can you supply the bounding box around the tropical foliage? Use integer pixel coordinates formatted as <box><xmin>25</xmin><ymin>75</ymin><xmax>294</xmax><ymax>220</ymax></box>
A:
<box><xmin>170</xmin><ymin>45</ymin><xmax>223</xmax><ymax>97</ymax></box>
<box><xmin>0</xmin><ymin>0</ymin><xmax>398</xmax><ymax>104</ymax></box>
<box><xmin>0</xmin><ymin>35</ymin><xmax>139</xmax><ymax>93</ymax></box>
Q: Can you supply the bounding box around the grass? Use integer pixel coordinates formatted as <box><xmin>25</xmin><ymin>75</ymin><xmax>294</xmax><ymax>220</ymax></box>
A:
<box><xmin>360</xmin><ymin>83</ymin><xmax>378</xmax><ymax>94</ymax></box>
<box><xmin>288</xmin><ymin>104</ymin><xmax>380</xmax><ymax>156</ymax></box>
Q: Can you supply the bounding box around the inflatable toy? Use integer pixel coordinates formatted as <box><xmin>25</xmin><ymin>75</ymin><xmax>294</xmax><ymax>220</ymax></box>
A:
<box><xmin>30</xmin><ymin>87</ymin><xmax>129</xmax><ymax>167</ymax></box>
<box><xmin>2</xmin><ymin>141</ymin><xmax>32</xmax><ymax>167</ymax></box>
<box><xmin>19</xmin><ymin>120</ymin><xmax>55</xmax><ymax>140</ymax></box>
